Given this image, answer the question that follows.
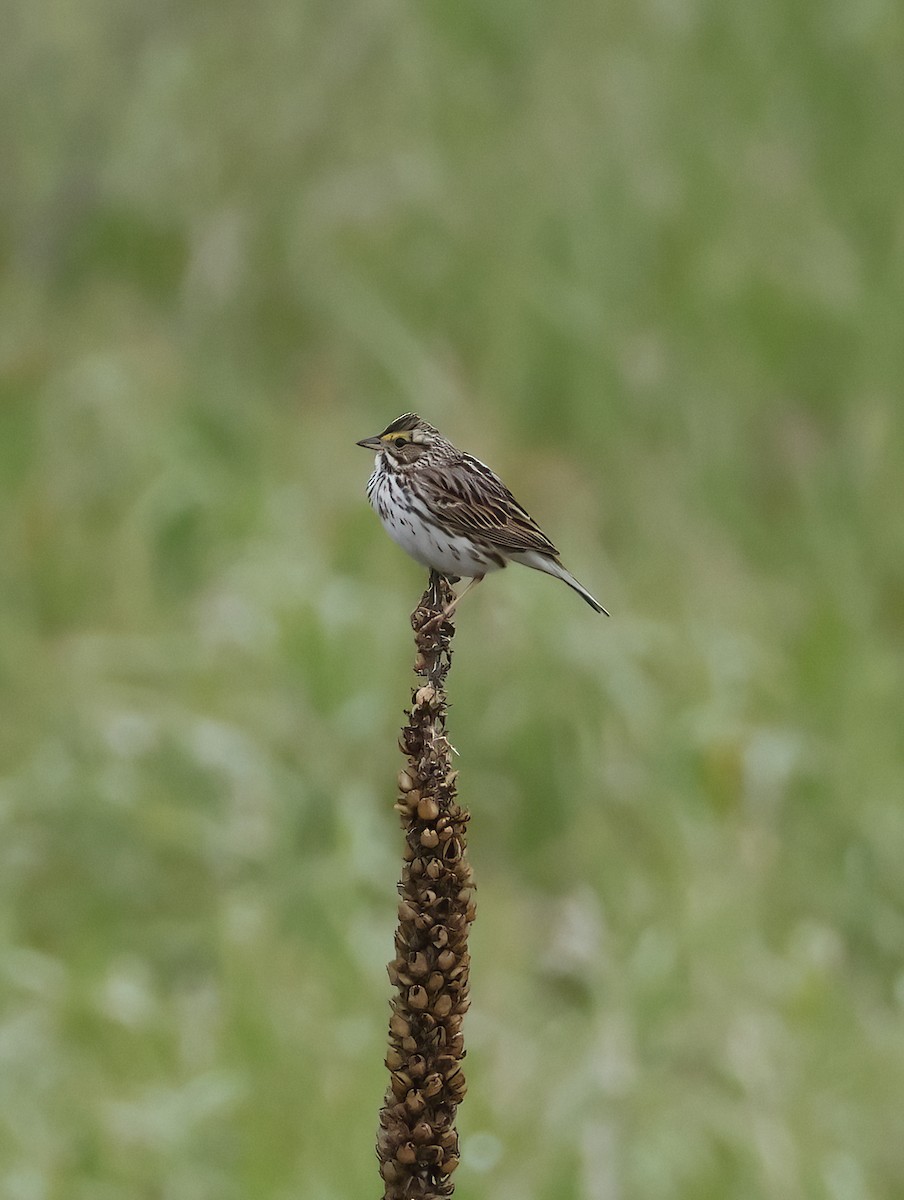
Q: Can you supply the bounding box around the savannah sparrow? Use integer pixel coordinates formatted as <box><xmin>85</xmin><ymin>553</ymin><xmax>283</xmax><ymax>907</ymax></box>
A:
<box><xmin>357</xmin><ymin>413</ymin><xmax>608</xmax><ymax>617</ymax></box>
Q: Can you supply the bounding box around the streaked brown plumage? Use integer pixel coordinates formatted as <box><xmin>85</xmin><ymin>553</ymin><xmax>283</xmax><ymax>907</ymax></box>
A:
<box><xmin>357</xmin><ymin>413</ymin><xmax>608</xmax><ymax>616</ymax></box>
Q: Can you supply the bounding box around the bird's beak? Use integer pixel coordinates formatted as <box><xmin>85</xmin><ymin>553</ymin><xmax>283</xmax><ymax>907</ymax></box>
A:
<box><xmin>356</xmin><ymin>435</ymin><xmax>384</xmax><ymax>450</ymax></box>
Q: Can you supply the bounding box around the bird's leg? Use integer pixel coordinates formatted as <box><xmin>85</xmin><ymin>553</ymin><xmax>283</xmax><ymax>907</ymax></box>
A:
<box><xmin>424</xmin><ymin>575</ymin><xmax>484</xmax><ymax>631</ymax></box>
<box><xmin>426</xmin><ymin>569</ymin><xmax>445</xmax><ymax>611</ymax></box>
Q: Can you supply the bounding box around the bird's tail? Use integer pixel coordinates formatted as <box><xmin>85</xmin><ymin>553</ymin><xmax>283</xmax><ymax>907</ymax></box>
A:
<box><xmin>515</xmin><ymin>551</ymin><xmax>609</xmax><ymax>615</ymax></box>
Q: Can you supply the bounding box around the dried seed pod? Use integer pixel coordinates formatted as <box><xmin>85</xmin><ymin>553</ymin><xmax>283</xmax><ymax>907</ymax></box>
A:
<box><xmin>423</xmin><ymin>1073</ymin><xmax>443</xmax><ymax>1098</ymax></box>
<box><xmin>417</xmin><ymin>796</ymin><xmax>440</xmax><ymax>821</ymax></box>
<box><xmin>411</xmin><ymin>1121</ymin><xmax>433</xmax><ymax>1145</ymax></box>
<box><xmin>396</xmin><ymin>1142</ymin><xmax>417</xmax><ymax>1166</ymax></box>
<box><xmin>408</xmin><ymin>985</ymin><xmax>429</xmax><ymax>1011</ymax></box>
<box><xmin>408</xmin><ymin>952</ymin><xmax>429</xmax><ymax>979</ymax></box>
<box><xmin>437</xmin><ymin>950</ymin><xmax>456</xmax><ymax>972</ymax></box>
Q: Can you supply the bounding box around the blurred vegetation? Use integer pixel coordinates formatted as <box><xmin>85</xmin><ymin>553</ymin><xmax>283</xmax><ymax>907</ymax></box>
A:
<box><xmin>2</xmin><ymin>1</ymin><xmax>904</xmax><ymax>1197</ymax></box>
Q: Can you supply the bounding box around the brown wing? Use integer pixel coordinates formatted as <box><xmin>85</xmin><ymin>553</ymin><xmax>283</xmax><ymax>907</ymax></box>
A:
<box><xmin>418</xmin><ymin>453</ymin><xmax>560</xmax><ymax>556</ymax></box>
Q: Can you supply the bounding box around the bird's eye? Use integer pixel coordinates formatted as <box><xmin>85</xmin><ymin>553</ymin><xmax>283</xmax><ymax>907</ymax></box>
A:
<box><xmin>394</xmin><ymin>437</ymin><xmax>407</xmax><ymax>449</ymax></box>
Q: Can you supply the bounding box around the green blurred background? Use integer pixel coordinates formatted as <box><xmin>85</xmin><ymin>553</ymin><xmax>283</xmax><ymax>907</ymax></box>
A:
<box><xmin>3</xmin><ymin>2</ymin><xmax>904</xmax><ymax>1197</ymax></box>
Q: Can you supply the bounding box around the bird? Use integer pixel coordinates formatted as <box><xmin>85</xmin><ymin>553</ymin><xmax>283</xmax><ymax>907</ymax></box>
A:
<box><xmin>356</xmin><ymin>413</ymin><xmax>608</xmax><ymax>620</ymax></box>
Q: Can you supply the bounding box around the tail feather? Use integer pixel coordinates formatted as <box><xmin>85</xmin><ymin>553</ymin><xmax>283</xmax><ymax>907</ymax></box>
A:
<box><xmin>514</xmin><ymin>551</ymin><xmax>609</xmax><ymax>615</ymax></box>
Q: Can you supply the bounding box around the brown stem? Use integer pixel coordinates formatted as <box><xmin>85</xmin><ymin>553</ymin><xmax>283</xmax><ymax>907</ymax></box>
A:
<box><xmin>377</xmin><ymin>572</ymin><xmax>476</xmax><ymax>1198</ymax></box>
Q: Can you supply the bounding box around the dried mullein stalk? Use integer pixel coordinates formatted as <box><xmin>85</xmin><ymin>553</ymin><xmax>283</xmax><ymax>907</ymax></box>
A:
<box><xmin>377</xmin><ymin>571</ymin><xmax>476</xmax><ymax>1199</ymax></box>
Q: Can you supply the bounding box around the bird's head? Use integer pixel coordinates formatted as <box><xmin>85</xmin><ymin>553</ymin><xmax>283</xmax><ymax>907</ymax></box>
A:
<box><xmin>356</xmin><ymin>413</ymin><xmax>443</xmax><ymax>464</ymax></box>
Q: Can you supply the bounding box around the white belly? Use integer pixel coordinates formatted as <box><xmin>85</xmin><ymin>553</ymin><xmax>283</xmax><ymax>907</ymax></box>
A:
<box><xmin>382</xmin><ymin>507</ymin><xmax>504</xmax><ymax>576</ymax></box>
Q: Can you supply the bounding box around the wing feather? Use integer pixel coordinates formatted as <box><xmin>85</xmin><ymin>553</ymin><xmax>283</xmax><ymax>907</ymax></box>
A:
<box><xmin>417</xmin><ymin>454</ymin><xmax>560</xmax><ymax>557</ymax></box>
